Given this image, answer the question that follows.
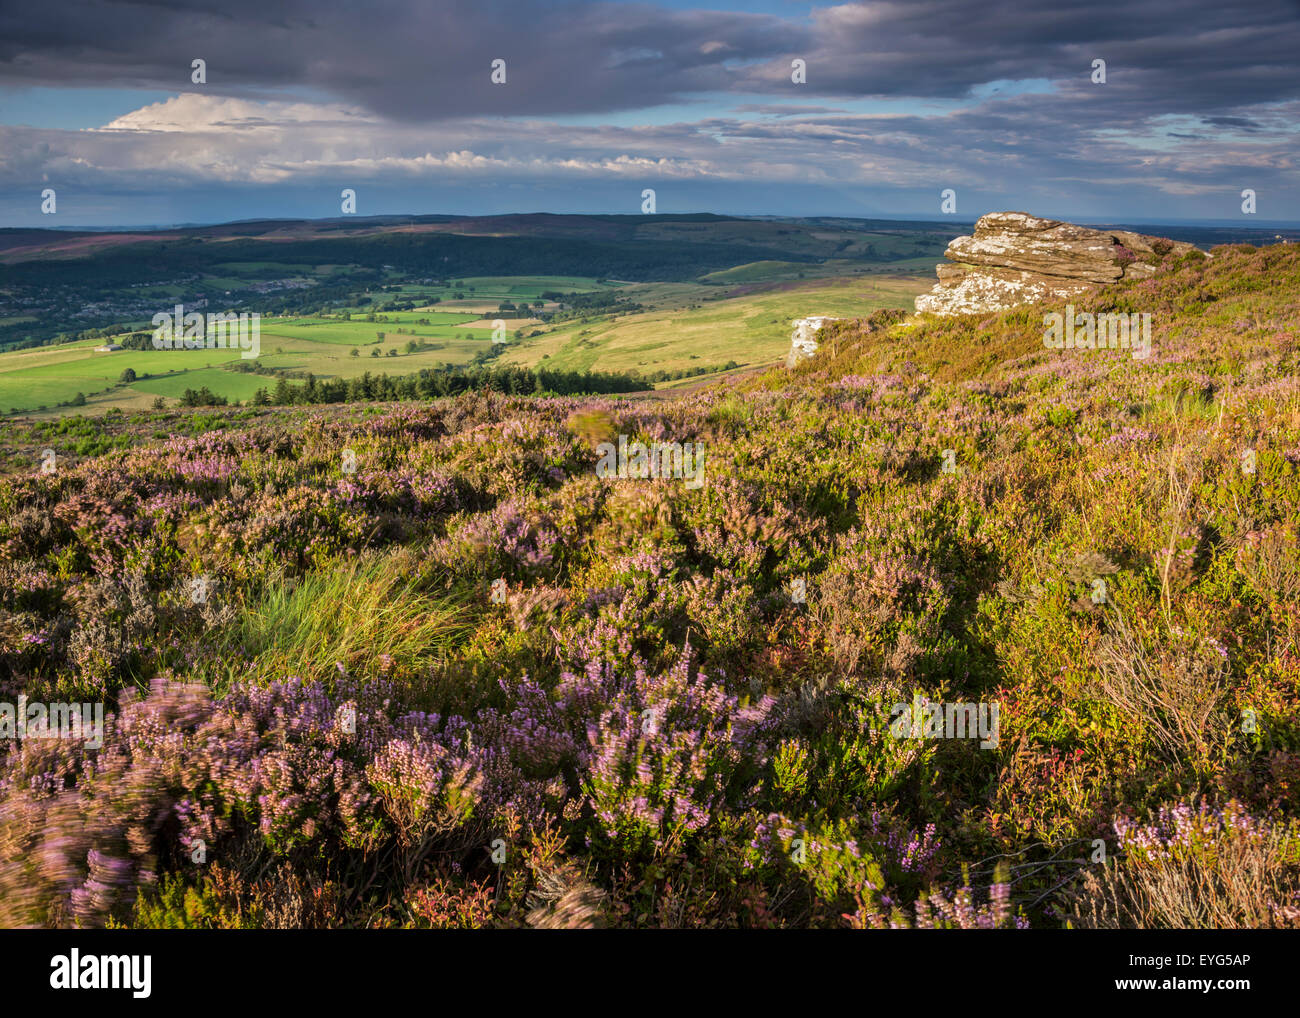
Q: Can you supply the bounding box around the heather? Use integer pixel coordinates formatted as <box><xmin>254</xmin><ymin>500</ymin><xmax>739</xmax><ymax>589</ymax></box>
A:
<box><xmin>1</xmin><ymin>243</ymin><xmax>1298</xmax><ymax>928</ymax></box>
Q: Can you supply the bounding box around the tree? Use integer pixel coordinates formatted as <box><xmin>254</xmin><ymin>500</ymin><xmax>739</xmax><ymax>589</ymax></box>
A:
<box><xmin>118</xmin><ymin>368</ymin><xmax>137</xmax><ymax>383</ymax></box>
<box><xmin>151</xmin><ymin>397</ymin><xmax>166</xmax><ymax>410</ymax></box>
<box><xmin>350</xmin><ymin>348</ymin><xmax>360</xmax><ymax>358</ymax></box>
<box><xmin>179</xmin><ymin>386</ymin><xmax>227</xmax><ymax>407</ymax></box>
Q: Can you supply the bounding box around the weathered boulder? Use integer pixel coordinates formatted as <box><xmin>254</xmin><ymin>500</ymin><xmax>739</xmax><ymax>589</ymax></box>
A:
<box><xmin>916</xmin><ymin>211</ymin><xmax>1198</xmax><ymax>316</ymax></box>
<box><xmin>787</xmin><ymin>316</ymin><xmax>840</xmax><ymax>366</ymax></box>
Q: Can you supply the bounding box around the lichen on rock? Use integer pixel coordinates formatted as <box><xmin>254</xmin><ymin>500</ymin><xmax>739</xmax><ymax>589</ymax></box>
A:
<box><xmin>787</xmin><ymin>316</ymin><xmax>840</xmax><ymax>366</ymax></box>
<box><xmin>915</xmin><ymin>211</ymin><xmax>1198</xmax><ymax>316</ymax></box>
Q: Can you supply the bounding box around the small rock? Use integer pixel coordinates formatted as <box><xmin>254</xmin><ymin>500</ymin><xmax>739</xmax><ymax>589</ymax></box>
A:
<box><xmin>787</xmin><ymin>316</ymin><xmax>840</xmax><ymax>366</ymax></box>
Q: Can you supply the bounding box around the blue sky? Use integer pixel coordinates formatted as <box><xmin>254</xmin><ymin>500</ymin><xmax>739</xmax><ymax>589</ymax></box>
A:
<box><xmin>1</xmin><ymin>0</ymin><xmax>1296</xmax><ymax>227</ymax></box>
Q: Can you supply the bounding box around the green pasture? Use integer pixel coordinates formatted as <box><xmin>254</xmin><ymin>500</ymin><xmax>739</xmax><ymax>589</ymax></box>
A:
<box><xmin>0</xmin><ymin>270</ymin><xmax>932</xmax><ymax>414</ymax></box>
<box><xmin>0</xmin><ymin>340</ymin><xmax>248</xmax><ymax>412</ymax></box>
<box><xmin>128</xmin><ymin>369</ymin><xmax>272</xmax><ymax>402</ymax></box>
<box><xmin>261</xmin><ymin>313</ymin><xmax>480</xmax><ymax>346</ymax></box>
<box><xmin>698</xmin><ymin>261</ymin><xmax>814</xmax><ymax>284</ymax></box>
<box><xmin>499</xmin><ymin>273</ymin><xmax>931</xmax><ymax>376</ymax></box>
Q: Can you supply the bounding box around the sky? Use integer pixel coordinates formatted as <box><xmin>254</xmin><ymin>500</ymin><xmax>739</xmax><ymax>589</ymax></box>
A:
<box><xmin>0</xmin><ymin>0</ymin><xmax>1297</xmax><ymax>228</ymax></box>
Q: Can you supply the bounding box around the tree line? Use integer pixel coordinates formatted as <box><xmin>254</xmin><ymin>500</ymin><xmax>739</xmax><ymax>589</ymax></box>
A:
<box><xmin>174</xmin><ymin>364</ymin><xmax>653</xmax><ymax>407</ymax></box>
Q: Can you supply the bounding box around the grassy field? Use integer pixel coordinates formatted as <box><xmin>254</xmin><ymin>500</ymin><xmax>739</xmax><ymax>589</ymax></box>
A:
<box><xmin>263</xmin><ymin>312</ymin><xmax>481</xmax><ymax>345</ymax></box>
<box><xmin>0</xmin><ymin>321</ymin><xmax>495</xmax><ymax>415</ymax></box>
<box><xmin>499</xmin><ymin>272</ymin><xmax>931</xmax><ymax>376</ymax></box>
<box><xmin>355</xmin><ymin>275</ymin><xmax>616</xmax><ymax>311</ymax></box>
<box><xmin>0</xmin><ymin>339</ymin><xmax>251</xmax><ymax>412</ymax></box>
<box><xmin>699</xmin><ymin>260</ymin><xmax>816</xmax><ymax>283</ymax></box>
<box><xmin>0</xmin><ymin>271</ymin><xmax>930</xmax><ymax>415</ymax></box>
<box><xmin>0</xmin><ymin>301</ymin><xmax>559</xmax><ymax>415</ymax></box>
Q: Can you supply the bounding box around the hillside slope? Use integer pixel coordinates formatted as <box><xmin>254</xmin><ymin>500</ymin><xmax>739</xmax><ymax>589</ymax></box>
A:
<box><xmin>0</xmin><ymin>243</ymin><xmax>1297</xmax><ymax>929</ymax></box>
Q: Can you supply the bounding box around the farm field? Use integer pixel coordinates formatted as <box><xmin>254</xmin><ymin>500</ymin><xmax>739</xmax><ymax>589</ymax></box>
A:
<box><xmin>499</xmin><ymin>272</ymin><xmax>932</xmax><ymax>376</ymax></box>
<box><xmin>262</xmin><ymin>312</ymin><xmax>482</xmax><ymax>345</ymax></box>
<box><xmin>0</xmin><ymin>339</ymin><xmax>249</xmax><ymax>413</ymax></box>
<box><xmin>0</xmin><ymin>270</ymin><xmax>930</xmax><ymax>415</ymax></box>
<box><xmin>353</xmin><ymin>276</ymin><xmax>617</xmax><ymax>313</ymax></box>
<box><xmin>0</xmin><ymin>282</ymin><xmax>597</xmax><ymax>414</ymax></box>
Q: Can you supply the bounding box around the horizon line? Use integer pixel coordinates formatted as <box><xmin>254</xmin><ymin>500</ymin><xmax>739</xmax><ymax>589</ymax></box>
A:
<box><xmin>6</xmin><ymin>210</ymin><xmax>1300</xmax><ymax>233</ymax></box>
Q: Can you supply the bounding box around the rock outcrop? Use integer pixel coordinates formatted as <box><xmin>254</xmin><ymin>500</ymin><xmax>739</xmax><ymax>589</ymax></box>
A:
<box><xmin>787</xmin><ymin>316</ymin><xmax>840</xmax><ymax>366</ymax></box>
<box><xmin>915</xmin><ymin>211</ymin><xmax>1198</xmax><ymax>316</ymax></box>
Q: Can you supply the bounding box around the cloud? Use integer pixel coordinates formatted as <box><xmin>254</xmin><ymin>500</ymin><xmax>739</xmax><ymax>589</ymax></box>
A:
<box><xmin>730</xmin><ymin>103</ymin><xmax>853</xmax><ymax>116</ymax></box>
<box><xmin>1202</xmin><ymin>115</ymin><xmax>1264</xmax><ymax>130</ymax></box>
<box><xmin>0</xmin><ymin>0</ymin><xmax>1295</xmax><ymax>221</ymax></box>
<box><xmin>3</xmin><ymin>87</ymin><xmax>1293</xmax><ymax>203</ymax></box>
<box><xmin>2</xmin><ymin>0</ymin><xmax>1297</xmax><ymax>119</ymax></box>
<box><xmin>0</xmin><ymin>0</ymin><xmax>796</xmax><ymax>118</ymax></box>
<box><xmin>97</xmin><ymin>95</ymin><xmax>374</xmax><ymax>133</ymax></box>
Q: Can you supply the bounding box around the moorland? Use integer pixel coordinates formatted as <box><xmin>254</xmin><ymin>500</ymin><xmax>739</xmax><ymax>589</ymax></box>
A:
<box><xmin>2</xmin><ymin>233</ymin><xmax>1297</xmax><ymax>928</ymax></box>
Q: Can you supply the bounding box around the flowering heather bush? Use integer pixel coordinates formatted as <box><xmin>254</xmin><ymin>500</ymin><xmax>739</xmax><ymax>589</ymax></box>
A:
<box><xmin>870</xmin><ymin>878</ymin><xmax>1024</xmax><ymax>930</ymax></box>
<box><xmin>0</xmin><ymin>676</ymin><xmax>484</xmax><ymax>927</ymax></box>
<box><xmin>438</xmin><ymin>497</ymin><xmax>563</xmax><ymax>581</ymax></box>
<box><xmin>0</xmin><ymin>245</ymin><xmax>1297</xmax><ymax>927</ymax></box>
<box><xmin>568</xmin><ymin>649</ymin><xmax>777</xmax><ymax>855</ymax></box>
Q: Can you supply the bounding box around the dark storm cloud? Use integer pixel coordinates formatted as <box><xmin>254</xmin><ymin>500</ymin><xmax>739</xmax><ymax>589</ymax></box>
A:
<box><xmin>730</xmin><ymin>104</ymin><xmax>852</xmax><ymax>116</ymax></box>
<box><xmin>0</xmin><ymin>0</ymin><xmax>1296</xmax><ymax>224</ymax></box>
<box><xmin>1203</xmin><ymin>116</ymin><xmax>1263</xmax><ymax>130</ymax></box>
<box><xmin>0</xmin><ymin>0</ymin><xmax>798</xmax><ymax>116</ymax></box>
<box><xmin>1</xmin><ymin>0</ymin><xmax>1297</xmax><ymax>119</ymax></box>
<box><xmin>765</xmin><ymin>0</ymin><xmax>1300</xmax><ymax>116</ymax></box>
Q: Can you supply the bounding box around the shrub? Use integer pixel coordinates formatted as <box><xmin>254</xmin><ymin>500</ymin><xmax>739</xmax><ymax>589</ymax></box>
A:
<box><xmin>0</xmin><ymin>676</ymin><xmax>484</xmax><ymax>928</ymax></box>
<box><xmin>1091</xmin><ymin>612</ymin><xmax>1232</xmax><ymax>765</ymax></box>
<box><xmin>1068</xmin><ymin>801</ymin><xmax>1300</xmax><ymax>928</ymax></box>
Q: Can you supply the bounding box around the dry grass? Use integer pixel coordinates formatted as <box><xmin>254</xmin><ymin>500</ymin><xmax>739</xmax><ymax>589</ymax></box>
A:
<box><xmin>1069</xmin><ymin>813</ymin><xmax>1300</xmax><ymax>929</ymax></box>
<box><xmin>1091</xmin><ymin>610</ymin><xmax>1232</xmax><ymax>765</ymax></box>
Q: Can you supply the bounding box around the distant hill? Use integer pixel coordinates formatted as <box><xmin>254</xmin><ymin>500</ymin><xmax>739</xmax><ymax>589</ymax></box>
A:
<box><xmin>0</xmin><ymin>213</ymin><xmax>959</xmax><ymax>353</ymax></box>
<box><xmin>0</xmin><ymin>212</ymin><xmax>960</xmax><ymax>267</ymax></box>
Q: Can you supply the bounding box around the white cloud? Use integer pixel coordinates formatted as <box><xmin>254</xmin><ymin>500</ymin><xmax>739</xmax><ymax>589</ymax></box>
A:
<box><xmin>96</xmin><ymin>93</ymin><xmax>375</xmax><ymax>132</ymax></box>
